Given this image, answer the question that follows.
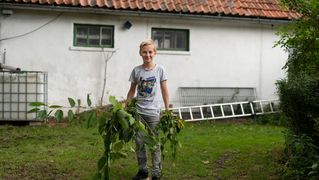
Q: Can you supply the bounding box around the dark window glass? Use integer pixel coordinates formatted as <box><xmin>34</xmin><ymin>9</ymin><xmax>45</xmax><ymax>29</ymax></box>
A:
<box><xmin>152</xmin><ymin>28</ymin><xmax>189</xmax><ymax>51</ymax></box>
<box><xmin>74</xmin><ymin>24</ymin><xmax>114</xmax><ymax>48</ymax></box>
<box><xmin>75</xmin><ymin>27</ymin><xmax>88</xmax><ymax>46</ymax></box>
<box><xmin>88</xmin><ymin>27</ymin><xmax>100</xmax><ymax>46</ymax></box>
<box><xmin>101</xmin><ymin>28</ymin><xmax>112</xmax><ymax>46</ymax></box>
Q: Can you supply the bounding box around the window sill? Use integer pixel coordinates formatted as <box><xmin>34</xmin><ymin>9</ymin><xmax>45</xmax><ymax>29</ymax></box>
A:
<box><xmin>156</xmin><ymin>50</ymin><xmax>191</xmax><ymax>56</ymax></box>
<box><xmin>68</xmin><ymin>46</ymin><xmax>117</xmax><ymax>52</ymax></box>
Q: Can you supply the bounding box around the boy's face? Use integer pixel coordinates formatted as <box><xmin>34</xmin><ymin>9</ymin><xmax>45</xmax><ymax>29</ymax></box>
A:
<box><xmin>140</xmin><ymin>44</ymin><xmax>156</xmax><ymax>64</ymax></box>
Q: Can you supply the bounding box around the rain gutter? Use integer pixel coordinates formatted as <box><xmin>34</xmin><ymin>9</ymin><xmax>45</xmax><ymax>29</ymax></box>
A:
<box><xmin>0</xmin><ymin>3</ymin><xmax>291</xmax><ymax>25</ymax></box>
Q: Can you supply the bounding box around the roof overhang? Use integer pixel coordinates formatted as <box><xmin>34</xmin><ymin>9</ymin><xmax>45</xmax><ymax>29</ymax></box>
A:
<box><xmin>0</xmin><ymin>3</ymin><xmax>291</xmax><ymax>25</ymax></box>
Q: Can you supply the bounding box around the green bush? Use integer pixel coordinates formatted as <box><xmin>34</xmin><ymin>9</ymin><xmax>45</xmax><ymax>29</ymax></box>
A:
<box><xmin>275</xmin><ymin>0</ymin><xmax>319</xmax><ymax>178</ymax></box>
<box><xmin>282</xmin><ymin>132</ymin><xmax>319</xmax><ymax>179</ymax></box>
<box><xmin>255</xmin><ymin>113</ymin><xmax>287</xmax><ymax>126</ymax></box>
<box><xmin>277</xmin><ymin>74</ymin><xmax>319</xmax><ymax>179</ymax></box>
<box><xmin>277</xmin><ymin>74</ymin><xmax>319</xmax><ymax>145</ymax></box>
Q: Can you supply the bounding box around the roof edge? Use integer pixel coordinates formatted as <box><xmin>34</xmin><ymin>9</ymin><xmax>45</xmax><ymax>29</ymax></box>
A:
<box><xmin>0</xmin><ymin>3</ymin><xmax>291</xmax><ymax>25</ymax></box>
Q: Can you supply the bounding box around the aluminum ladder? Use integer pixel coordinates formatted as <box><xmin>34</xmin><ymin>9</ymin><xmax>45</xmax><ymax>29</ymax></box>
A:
<box><xmin>170</xmin><ymin>99</ymin><xmax>280</xmax><ymax>122</ymax></box>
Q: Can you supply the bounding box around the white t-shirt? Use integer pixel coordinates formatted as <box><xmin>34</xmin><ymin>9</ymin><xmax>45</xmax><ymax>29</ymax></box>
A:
<box><xmin>129</xmin><ymin>64</ymin><xmax>167</xmax><ymax>116</ymax></box>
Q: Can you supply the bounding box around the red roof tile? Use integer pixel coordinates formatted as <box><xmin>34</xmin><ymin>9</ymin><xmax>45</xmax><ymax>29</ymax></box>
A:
<box><xmin>0</xmin><ymin>0</ymin><xmax>299</xmax><ymax>20</ymax></box>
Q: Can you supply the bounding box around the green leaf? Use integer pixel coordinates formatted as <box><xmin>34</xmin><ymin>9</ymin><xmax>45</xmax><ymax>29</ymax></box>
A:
<box><xmin>143</xmin><ymin>135</ymin><xmax>157</xmax><ymax>149</ymax></box>
<box><xmin>117</xmin><ymin>109</ymin><xmax>129</xmax><ymax>130</ymax></box>
<box><xmin>54</xmin><ymin>110</ymin><xmax>64</xmax><ymax>122</ymax></box>
<box><xmin>84</xmin><ymin>111</ymin><xmax>96</xmax><ymax>128</ymax></box>
<box><xmin>29</xmin><ymin>102</ymin><xmax>46</xmax><ymax>107</ymax></box>
<box><xmin>100</xmin><ymin>113</ymin><xmax>112</xmax><ymax>128</ymax></box>
<box><xmin>27</xmin><ymin>108</ymin><xmax>40</xmax><ymax>113</ymax></box>
<box><xmin>109</xmin><ymin>96</ymin><xmax>117</xmax><ymax>106</ymax></box>
<box><xmin>98</xmin><ymin>156</ymin><xmax>106</xmax><ymax>171</ymax></box>
<box><xmin>37</xmin><ymin>110</ymin><xmax>48</xmax><ymax>120</ymax></box>
<box><xmin>113</xmin><ymin>141</ymin><xmax>124</xmax><ymax>151</ymax></box>
<box><xmin>134</xmin><ymin>120</ymin><xmax>145</xmax><ymax>131</ymax></box>
<box><xmin>110</xmin><ymin>152</ymin><xmax>127</xmax><ymax>160</ymax></box>
<box><xmin>169</xmin><ymin>127</ymin><xmax>175</xmax><ymax>134</ymax></box>
<box><xmin>98</xmin><ymin>116</ymin><xmax>107</xmax><ymax>134</ymax></box>
<box><xmin>87</xmin><ymin>94</ymin><xmax>92</xmax><ymax>107</ymax></box>
<box><xmin>127</xmin><ymin>115</ymin><xmax>135</xmax><ymax>125</ymax></box>
<box><xmin>85</xmin><ymin>112</ymin><xmax>93</xmax><ymax>128</ymax></box>
<box><xmin>68</xmin><ymin>98</ymin><xmax>76</xmax><ymax>107</ymax></box>
<box><xmin>109</xmin><ymin>96</ymin><xmax>122</xmax><ymax>110</ymax></box>
<box><xmin>98</xmin><ymin>116</ymin><xmax>107</xmax><ymax>127</ymax></box>
<box><xmin>67</xmin><ymin>110</ymin><xmax>74</xmax><ymax>122</ymax></box>
<box><xmin>47</xmin><ymin>110</ymin><xmax>53</xmax><ymax>116</ymax></box>
<box><xmin>49</xmin><ymin>105</ymin><xmax>63</xmax><ymax>108</ymax></box>
<box><xmin>121</xmin><ymin>129</ymin><xmax>134</xmax><ymax>143</ymax></box>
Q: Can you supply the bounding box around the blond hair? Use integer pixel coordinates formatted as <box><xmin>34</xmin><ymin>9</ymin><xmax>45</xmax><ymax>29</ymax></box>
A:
<box><xmin>139</xmin><ymin>39</ymin><xmax>157</xmax><ymax>53</ymax></box>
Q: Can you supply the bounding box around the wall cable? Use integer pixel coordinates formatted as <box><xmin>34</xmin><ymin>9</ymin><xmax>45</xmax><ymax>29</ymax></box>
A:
<box><xmin>0</xmin><ymin>12</ymin><xmax>63</xmax><ymax>41</ymax></box>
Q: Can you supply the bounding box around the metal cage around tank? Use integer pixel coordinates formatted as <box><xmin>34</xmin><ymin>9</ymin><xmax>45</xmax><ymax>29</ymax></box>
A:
<box><xmin>0</xmin><ymin>70</ymin><xmax>48</xmax><ymax>121</ymax></box>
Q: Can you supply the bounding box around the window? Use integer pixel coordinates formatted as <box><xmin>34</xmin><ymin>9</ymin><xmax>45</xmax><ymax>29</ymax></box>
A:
<box><xmin>151</xmin><ymin>28</ymin><xmax>189</xmax><ymax>51</ymax></box>
<box><xmin>74</xmin><ymin>24</ymin><xmax>114</xmax><ymax>48</ymax></box>
<box><xmin>179</xmin><ymin>87</ymin><xmax>256</xmax><ymax>106</ymax></box>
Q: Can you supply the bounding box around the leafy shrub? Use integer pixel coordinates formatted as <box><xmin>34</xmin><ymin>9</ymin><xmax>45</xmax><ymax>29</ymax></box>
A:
<box><xmin>282</xmin><ymin>132</ymin><xmax>319</xmax><ymax>179</ymax></box>
<box><xmin>309</xmin><ymin>161</ymin><xmax>319</xmax><ymax>177</ymax></box>
<box><xmin>277</xmin><ymin>74</ymin><xmax>319</xmax><ymax>179</ymax></box>
<box><xmin>277</xmin><ymin>74</ymin><xmax>319</xmax><ymax>145</ymax></box>
<box><xmin>255</xmin><ymin>113</ymin><xmax>287</xmax><ymax>126</ymax></box>
<box><xmin>275</xmin><ymin>0</ymin><xmax>319</xmax><ymax>177</ymax></box>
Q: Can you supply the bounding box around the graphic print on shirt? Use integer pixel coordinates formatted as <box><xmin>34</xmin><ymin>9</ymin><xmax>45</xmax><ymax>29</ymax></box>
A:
<box><xmin>138</xmin><ymin>76</ymin><xmax>156</xmax><ymax>98</ymax></box>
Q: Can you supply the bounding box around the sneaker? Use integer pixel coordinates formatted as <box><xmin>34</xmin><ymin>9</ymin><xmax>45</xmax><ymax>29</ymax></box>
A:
<box><xmin>152</xmin><ymin>176</ymin><xmax>160</xmax><ymax>180</ymax></box>
<box><xmin>132</xmin><ymin>170</ymin><xmax>149</xmax><ymax>180</ymax></box>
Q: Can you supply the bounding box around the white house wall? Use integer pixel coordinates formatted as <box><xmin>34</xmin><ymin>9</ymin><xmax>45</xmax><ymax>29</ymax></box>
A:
<box><xmin>0</xmin><ymin>10</ymin><xmax>287</xmax><ymax>107</ymax></box>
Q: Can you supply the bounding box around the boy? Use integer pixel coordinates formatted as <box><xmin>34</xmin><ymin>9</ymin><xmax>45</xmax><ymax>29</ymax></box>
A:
<box><xmin>127</xmin><ymin>39</ymin><xmax>169</xmax><ymax>180</ymax></box>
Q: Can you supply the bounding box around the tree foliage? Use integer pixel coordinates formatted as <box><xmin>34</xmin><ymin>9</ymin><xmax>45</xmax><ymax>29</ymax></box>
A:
<box><xmin>277</xmin><ymin>0</ymin><xmax>319</xmax><ymax>77</ymax></box>
<box><xmin>276</xmin><ymin>0</ymin><xmax>319</xmax><ymax>178</ymax></box>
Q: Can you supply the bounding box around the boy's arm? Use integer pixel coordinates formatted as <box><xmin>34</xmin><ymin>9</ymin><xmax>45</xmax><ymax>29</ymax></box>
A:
<box><xmin>127</xmin><ymin>82</ymin><xmax>137</xmax><ymax>102</ymax></box>
<box><xmin>160</xmin><ymin>80</ymin><xmax>170</xmax><ymax>110</ymax></box>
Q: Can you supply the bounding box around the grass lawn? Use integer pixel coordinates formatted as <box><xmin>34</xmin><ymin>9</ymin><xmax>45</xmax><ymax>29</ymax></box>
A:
<box><xmin>0</xmin><ymin>120</ymin><xmax>285</xmax><ymax>179</ymax></box>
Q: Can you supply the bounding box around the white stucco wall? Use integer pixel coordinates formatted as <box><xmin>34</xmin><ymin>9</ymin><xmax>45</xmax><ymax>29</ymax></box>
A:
<box><xmin>0</xmin><ymin>9</ymin><xmax>288</xmax><ymax>107</ymax></box>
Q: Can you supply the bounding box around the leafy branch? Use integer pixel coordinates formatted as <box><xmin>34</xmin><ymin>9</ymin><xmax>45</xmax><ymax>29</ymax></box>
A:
<box><xmin>28</xmin><ymin>95</ymin><xmax>185</xmax><ymax>180</ymax></box>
